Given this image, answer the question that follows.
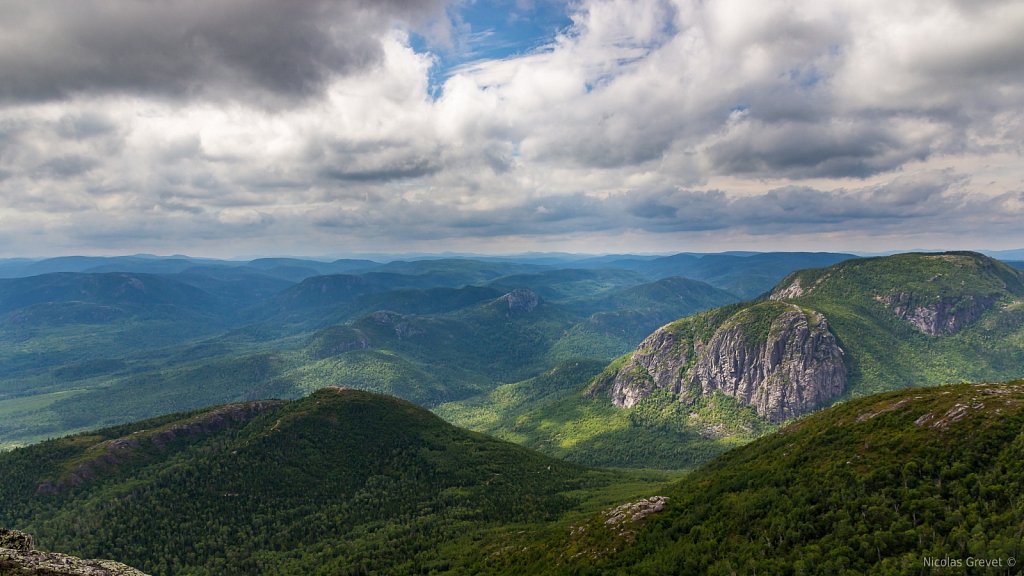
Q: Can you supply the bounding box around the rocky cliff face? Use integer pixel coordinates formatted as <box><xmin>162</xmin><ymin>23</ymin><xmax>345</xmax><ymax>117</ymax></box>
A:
<box><xmin>604</xmin><ymin>328</ymin><xmax>689</xmax><ymax>408</ymax></box>
<box><xmin>496</xmin><ymin>288</ymin><xmax>540</xmax><ymax>314</ymax></box>
<box><xmin>688</xmin><ymin>308</ymin><xmax>847</xmax><ymax>422</ymax></box>
<box><xmin>1</xmin><ymin>528</ymin><xmax>148</xmax><ymax>575</ymax></box>
<box><xmin>592</xmin><ymin>304</ymin><xmax>847</xmax><ymax>423</ymax></box>
<box><xmin>877</xmin><ymin>291</ymin><xmax>1000</xmax><ymax>336</ymax></box>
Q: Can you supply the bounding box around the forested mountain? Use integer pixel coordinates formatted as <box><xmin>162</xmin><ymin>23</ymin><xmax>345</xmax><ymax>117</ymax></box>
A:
<box><xmin>0</xmin><ymin>388</ymin><xmax>665</xmax><ymax>575</ymax></box>
<box><xmin>593</xmin><ymin>251</ymin><xmax>1024</xmax><ymax>415</ymax></box>
<box><xmin>4</xmin><ymin>250</ymin><xmax>1020</xmax><ymax>465</ymax></box>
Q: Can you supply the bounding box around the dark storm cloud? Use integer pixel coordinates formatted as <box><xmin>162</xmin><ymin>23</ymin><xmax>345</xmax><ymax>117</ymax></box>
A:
<box><xmin>320</xmin><ymin>161</ymin><xmax>442</xmax><ymax>182</ymax></box>
<box><xmin>612</xmin><ymin>171</ymin><xmax>976</xmax><ymax>235</ymax></box>
<box><xmin>0</xmin><ymin>0</ymin><xmax>449</xmax><ymax>105</ymax></box>
<box><xmin>55</xmin><ymin>113</ymin><xmax>119</xmax><ymax>140</ymax></box>
<box><xmin>704</xmin><ymin>119</ymin><xmax>933</xmax><ymax>179</ymax></box>
<box><xmin>33</xmin><ymin>155</ymin><xmax>99</xmax><ymax>180</ymax></box>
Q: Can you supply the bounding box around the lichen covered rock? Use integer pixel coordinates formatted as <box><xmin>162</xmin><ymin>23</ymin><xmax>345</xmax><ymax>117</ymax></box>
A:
<box><xmin>0</xmin><ymin>528</ymin><xmax>148</xmax><ymax>575</ymax></box>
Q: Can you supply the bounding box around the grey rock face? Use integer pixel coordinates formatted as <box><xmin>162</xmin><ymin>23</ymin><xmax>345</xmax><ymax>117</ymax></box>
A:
<box><xmin>878</xmin><ymin>292</ymin><xmax>999</xmax><ymax>336</ymax></box>
<box><xmin>497</xmin><ymin>288</ymin><xmax>539</xmax><ymax>314</ymax></box>
<box><xmin>594</xmin><ymin>304</ymin><xmax>847</xmax><ymax>423</ymax></box>
<box><xmin>769</xmin><ymin>277</ymin><xmax>805</xmax><ymax>300</ymax></box>
<box><xmin>688</xmin><ymin>308</ymin><xmax>847</xmax><ymax>422</ymax></box>
<box><xmin>605</xmin><ymin>328</ymin><xmax>688</xmax><ymax>408</ymax></box>
<box><xmin>1</xmin><ymin>528</ymin><xmax>149</xmax><ymax>575</ymax></box>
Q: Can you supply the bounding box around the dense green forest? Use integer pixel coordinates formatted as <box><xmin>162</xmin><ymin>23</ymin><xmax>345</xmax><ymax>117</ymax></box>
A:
<box><xmin>0</xmin><ymin>389</ymin><xmax>676</xmax><ymax>575</ymax></box>
<box><xmin>502</xmin><ymin>380</ymin><xmax>1024</xmax><ymax>575</ymax></box>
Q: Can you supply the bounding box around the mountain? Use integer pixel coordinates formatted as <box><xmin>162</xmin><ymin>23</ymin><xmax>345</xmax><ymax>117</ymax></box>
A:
<box><xmin>983</xmin><ymin>248</ymin><xmax>1024</xmax><ymax>260</ymax></box>
<box><xmin>0</xmin><ymin>273</ymin><xmax>239</xmax><ymax>391</ymax></box>
<box><xmin>0</xmin><ymin>389</ymin><xmax>661</xmax><ymax>576</ymax></box>
<box><xmin>672</xmin><ymin>251</ymin><xmax>858</xmax><ymax>298</ymax></box>
<box><xmin>589</xmin><ymin>301</ymin><xmax>847</xmax><ymax>423</ymax></box>
<box><xmin>0</xmin><ymin>271</ymin><xmax>733</xmax><ymax>448</ymax></box>
<box><xmin>369</xmin><ymin>257</ymin><xmax>546</xmax><ymax>281</ymax></box>
<box><xmin>541</xmin><ymin>379</ymin><xmax>1024</xmax><ymax>575</ymax></box>
<box><xmin>0</xmin><ymin>252</ymin><xmax>855</xmax><ymax>451</ymax></box>
<box><xmin>767</xmin><ymin>251</ymin><xmax>1024</xmax><ymax>394</ymax></box>
<box><xmin>167</xmin><ymin>266</ymin><xmax>297</xmax><ymax>307</ymax></box>
<box><xmin>590</xmin><ymin>252</ymin><xmax>1024</xmax><ymax>430</ymax></box>
<box><xmin>292</xmin><ymin>288</ymin><xmax>580</xmax><ymax>402</ymax></box>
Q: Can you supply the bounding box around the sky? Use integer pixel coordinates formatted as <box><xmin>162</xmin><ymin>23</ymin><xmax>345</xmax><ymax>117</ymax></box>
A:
<box><xmin>0</xmin><ymin>0</ymin><xmax>1022</xmax><ymax>258</ymax></box>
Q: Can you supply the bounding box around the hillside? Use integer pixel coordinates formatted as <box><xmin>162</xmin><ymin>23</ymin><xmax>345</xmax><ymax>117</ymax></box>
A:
<box><xmin>0</xmin><ymin>389</ymin><xmax>668</xmax><ymax>575</ymax></box>
<box><xmin>0</xmin><ymin>272</ymin><xmax>222</xmax><ymax>316</ymax></box>
<box><xmin>437</xmin><ymin>360</ymin><xmax>770</xmax><ymax>469</ymax></box>
<box><xmin>539</xmin><ymin>380</ymin><xmax>1024</xmax><ymax>575</ymax></box>
<box><xmin>768</xmin><ymin>251</ymin><xmax>1024</xmax><ymax>395</ymax></box>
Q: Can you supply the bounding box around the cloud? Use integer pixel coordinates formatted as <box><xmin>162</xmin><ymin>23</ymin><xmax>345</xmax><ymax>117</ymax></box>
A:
<box><xmin>0</xmin><ymin>0</ymin><xmax>451</xmax><ymax>105</ymax></box>
<box><xmin>1</xmin><ymin>0</ymin><xmax>1023</xmax><ymax>256</ymax></box>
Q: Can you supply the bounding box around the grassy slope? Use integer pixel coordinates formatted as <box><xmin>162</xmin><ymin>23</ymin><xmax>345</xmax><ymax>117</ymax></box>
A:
<box><xmin>0</xmin><ymin>389</ymin><xmax>676</xmax><ymax>575</ymax></box>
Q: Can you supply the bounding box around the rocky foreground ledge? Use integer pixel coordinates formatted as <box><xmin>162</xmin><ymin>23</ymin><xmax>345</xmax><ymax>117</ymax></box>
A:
<box><xmin>1</xmin><ymin>528</ymin><xmax>148</xmax><ymax>576</ymax></box>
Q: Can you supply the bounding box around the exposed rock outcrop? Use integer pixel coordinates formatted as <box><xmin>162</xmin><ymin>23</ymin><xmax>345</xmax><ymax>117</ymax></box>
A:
<box><xmin>569</xmin><ymin>497</ymin><xmax>670</xmax><ymax>546</ymax></box>
<box><xmin>603</xmin><ymin>496</ymin><xmax>669</xmax><ymax>529</ymax></box>
<box><xmin>496</xmin><ymin>288</ymin><xmax>539</xmax><ymax>314</ymax></box>
<box><xmin>0</xmin><ymin>528</ymin><xmax>148</xmax><ymax>575</ymax></box>
<box><xmin>368</xmin><ymin>311</ymin><xmax>425</xmax><ymax>339</ymax></box>
<box><xmin>592</xmin><ymin>304</ymin><xmax>847</xmax><ymax>423</ymax></box>
<box><xmin>877</xmin><ymin>291</ymin><xmax>1000</xmax><ymax>336</ymax></box>
<box><xmin>689</xmin><ymin>308</ymin><xmax>847</xmax><ymax>422</ymax></box>
<box><xmin>605</xmin><ymin>328</ymin><xmax>689</xmax><ymax>408</ymax></box>
<box><xmin>770</xmin><ymin>276</ymin><xmax>805</xmax><ymax>300</ymax></box>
